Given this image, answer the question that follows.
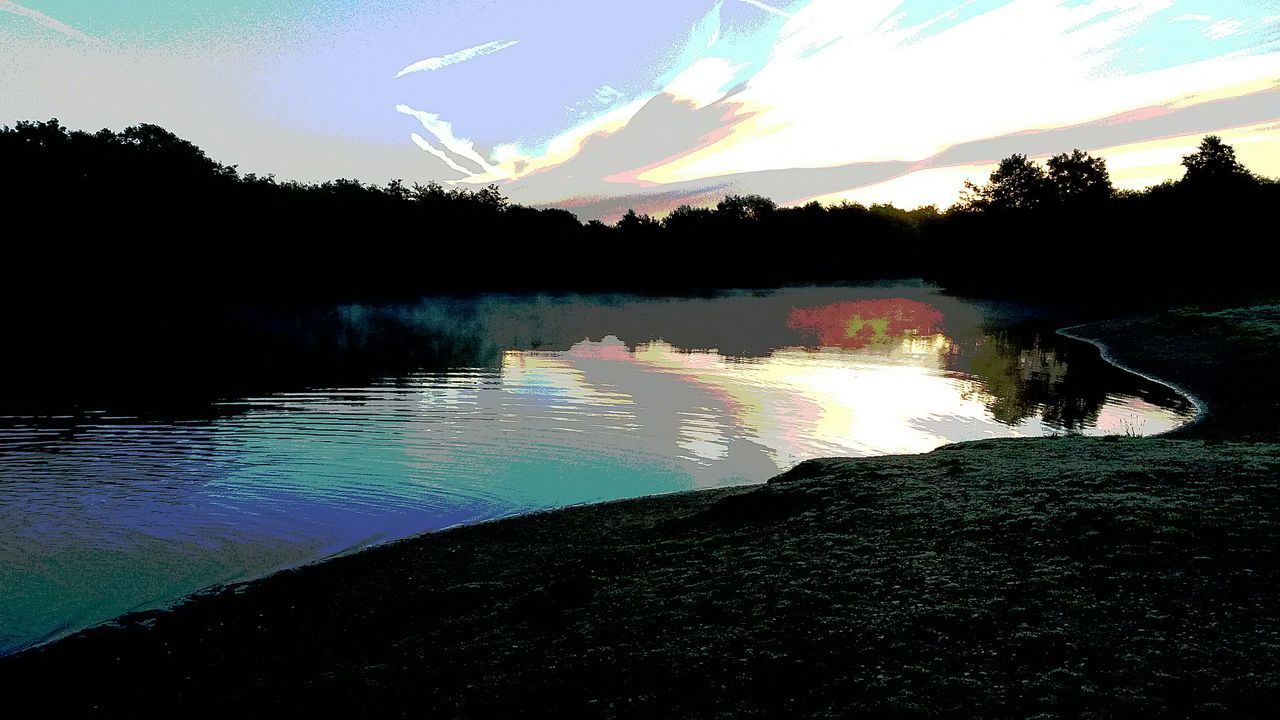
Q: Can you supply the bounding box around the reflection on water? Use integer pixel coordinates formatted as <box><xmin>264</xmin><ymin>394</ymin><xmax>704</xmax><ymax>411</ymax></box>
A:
<box><xmin>0</xmin><ymin>286</ymin><xmax>1193</xmax><ymax>654</ymax></box>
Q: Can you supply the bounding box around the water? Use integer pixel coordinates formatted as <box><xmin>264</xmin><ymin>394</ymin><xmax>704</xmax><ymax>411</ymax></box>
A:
<box><xmin>0</xmin><ymin>286</ymin><xmax>1194</xmax><ymax>653</ymax></box>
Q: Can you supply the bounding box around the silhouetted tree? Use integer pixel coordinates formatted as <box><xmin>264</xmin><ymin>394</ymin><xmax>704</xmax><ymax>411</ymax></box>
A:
<box><xmin>616</xmin><ymin>208</ymin><xmax>659</xmax><ymax>233</ymax></box>
<box><xmin>473</xmin><ymin>184</ymin><xmax>510</xmax><ymax>212</ymax></box>
<box><xmin>929</xmin><ymin>136</ymin><xmax>1277</xmax><ymax>300</ymax></box>
<box><xmin>1046</xmin><ymin>149</ymin><xmax>1112</xmax><ymax>203</ymax></box>
<box><xmin>961</xmin><ymin>154</ymin><xmax>1051</xmax><ymax>211</ymax></box>
<box><xmin>385</xmin><ymin>179</ymin><xmax>411</xmax><ymax>201</ymax></box>
<box><xmin>716</xmin><ymin>194</ymin><xmax>777</xmax><ymax>222</ymax></box>
<box><xmin>1180</xmin><ymin>135</ymin><xmax>1255</xmax><ymax>189</ymax></box>
<box><xmin>1</xmin><ymin>121</ymin><xmax>1275</xmax><ymax>309</ymax></box>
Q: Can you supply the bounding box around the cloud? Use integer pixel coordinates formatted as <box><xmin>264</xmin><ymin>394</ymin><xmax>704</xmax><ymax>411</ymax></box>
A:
<box><xmin>520</xmin><ymin>154</ymin><xmax>909</xmax><ymax>222</ymax></box>
<box><xmin>394</xmin><ymin>40</ymin><xmax>519</xmax><ymax>78</ymax></box>
<box><xmin>1205</xmin><ymin>19</ymin><xmax>1245</xmax><ymax>40</ymax></box>
<box><xmin>738</xmin><ymin>0</ymin><xmax>793</xmax><ymax>19</ymax></box>
<box><xmin>564</xmin><ymin>85</ymin><xmax>627</xmax><ymax>118</ymax></box>
<box><xmin>513</xmin><ymin>83</ymin><xmax>1280</xmax><ymax>219</ymax></box>
<box><xmin>922</xmin><ymin>85</ymin><xmax>1280</xmax><ymax>168</ymax></box>
<box><xmin>663</xmin><ymin>57</ymin><xmax>749</xmax><ymax>109</ymax></box>
<box><xmin>502</xmin><ymin>92</ymin><xmax>760</xmax><ymax>201</ymax></box>
<box><xmin>1167</xmin><ymin>12</ymin><xmax>1248</xmax><ymax>39</ymax></box>
<box><xmin>410</xmin><ymin>132</ymin><xmax>475</xmax><ymax>177</ymax></box>
<box><xmin>396</xmin><ymin>104</ymin><xmax>508</xmax><ymax>179</ymax></box>
<box><xmin>483</xmin><ymin>0</ymin><xmax>1280</xmax><ymax>219</ymax></box>
<box><xmin>595</xmin><ymin>85</ymin><xmax>624</xmax><ymax>104</ymax></box>
<box><xmin>0</xmin><ymin>1</ymin><xmax>102</xmax><ymax>45</ymax></box>
<box><xmin>10</xmin><ymin>0</ymin><xmax>1274</xmax><ymax>220</ymax></box>
<box><xmin>619</xmin><ymin>0</ymin><xmax>1280</xmax><ymax>185</ymax></box>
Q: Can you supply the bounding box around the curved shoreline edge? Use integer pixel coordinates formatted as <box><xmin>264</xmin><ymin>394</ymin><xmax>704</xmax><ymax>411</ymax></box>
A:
<box><xmin>1056</xmin><ymin>321</ymin><xmax>1207</xmax><ymax>434</ymax></box>
<box><xmin>5</xmin><ymin>307</ymin><xmax>1280</xmax><ymax>715</ymax></box>
<box><xmin>0</xmin><ymin>315</ymin><xmax>1212</xmax><ymax>659</ymax></box>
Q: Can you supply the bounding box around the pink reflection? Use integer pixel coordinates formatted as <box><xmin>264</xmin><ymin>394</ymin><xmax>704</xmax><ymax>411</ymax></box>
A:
<box><xmin>564</xmin><ymin>335</ymin><xmax>633</xmax><ymax>361</ymax></box>
<box><xmin>788</xmin><ymin>298</ymin><xmax>945</xmax><ymax>349</ymax></box>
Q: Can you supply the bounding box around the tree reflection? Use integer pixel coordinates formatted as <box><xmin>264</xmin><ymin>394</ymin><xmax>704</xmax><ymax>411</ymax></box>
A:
<box><xmin>787</xmin><ymin>298</ymin><xmax>945</xmax><ymax>349</ymax></box>
<box><xmin>947</xmin><ymin>325</ymin><xmax>1192</xmax><ymax>430</ymax></box>
<box><xmin>785</xmin><ymin>299</ymin><xmax>1191</xmax><ymax>432</ymax></box>
<box><xmin>952</xmin><ymin>327</ymin><xmax>1118</xmax><ymax>432</ymax></box>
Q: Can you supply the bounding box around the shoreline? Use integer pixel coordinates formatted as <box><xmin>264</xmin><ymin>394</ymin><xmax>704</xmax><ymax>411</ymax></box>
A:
<box><xmin>6</xmin><ymin>435</ymin><xmax>1279</xmax><ymax>717</ymax></box>
<box><xmin>4</xmin><ymin>306</ymin><xmax>1280</xmax><ymax>716</ymax></box>
<box><xmin>0</xmin><ymin>313</ymin><xmax>1200</xmax><ymax>660</ymax></box>
<box><xmin>0</xmin><ymin>313</ymin><xmax>1221</xmax><ymax>659</ymax></box>
<box><xmin>1056</xmin><ymin>322</ymin><xmax>1207</xmax><ymax>433</ymax></box>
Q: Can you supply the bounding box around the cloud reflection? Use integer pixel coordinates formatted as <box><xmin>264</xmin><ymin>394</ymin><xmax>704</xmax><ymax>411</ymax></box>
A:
<box><xmin>500</xmin><ymin>301</ymin><xmax>1190</xmax><ymax>471</ymax></box>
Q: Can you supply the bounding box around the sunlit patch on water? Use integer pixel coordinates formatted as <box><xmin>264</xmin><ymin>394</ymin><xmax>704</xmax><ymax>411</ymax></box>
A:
<box><xmin>0</xmin><ymin>287</ymin><xmax>1194</xmax><ymax>653</ymax></box>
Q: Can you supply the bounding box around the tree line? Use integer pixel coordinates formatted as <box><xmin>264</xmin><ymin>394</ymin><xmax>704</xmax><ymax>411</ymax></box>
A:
<box><xmin>1</xmin><ymin>118</ymin><xmax>1275</xmax><ymax>304</ymax></box>
<box><xmin>928</xmin><ymin>137</ymin><xmax>1276</xmax><ymax>300</ymax></box>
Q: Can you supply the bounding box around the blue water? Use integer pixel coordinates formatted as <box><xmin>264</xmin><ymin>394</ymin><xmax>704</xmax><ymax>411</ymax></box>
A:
<box><xmin>0</xmin><ymin>287</ymin><xmax>1194</xmax><ymax>653</ymax></box>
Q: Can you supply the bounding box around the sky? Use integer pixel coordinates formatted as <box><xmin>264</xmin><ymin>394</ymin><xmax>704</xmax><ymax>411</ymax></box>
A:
<box><xmin>3</xmin><ymin>0</ymin><xmax>1279</xmax><ymax>220</ymax></box>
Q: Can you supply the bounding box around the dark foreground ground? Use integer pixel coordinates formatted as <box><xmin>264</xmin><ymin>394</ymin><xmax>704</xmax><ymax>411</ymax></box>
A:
<box><xmin>3</xmin><ymin>306</ymin><xmax>1280</xmax><ymax>718</ymax></box>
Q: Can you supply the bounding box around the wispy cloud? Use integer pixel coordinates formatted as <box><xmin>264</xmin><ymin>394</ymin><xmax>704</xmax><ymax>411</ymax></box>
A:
<box><xmin>564</xmin><ymin>86</ymin><xmax>627</xmax><ymax>117</ymax></box>
<box><xmin>1168</xmin><ymin>12</ymin><xmax>1248</xmax><ymax>40</ymax></box>
<box><xmin>738</xmin><ymin>0</ymin><xmax>793</xmax><ymax>19</ymax></box>
<box><xmin>0</xmin><ymin>1</ymin><xmax>103</xmax><ymax>45</ymax></box>
<box><xmin>410</xmin><ymin>132</ymin><xmax>476</xmax><ymax>176</ymax></box>
<box><xmin>394</xmin><ymin>39</ymin><xmax>519</xmax><ymax>78</ymax></box>
<box><xmin>1205</xmin><ymin>19</ymin><xmax>1245</xmax><ymax>40</ymax></box>
<box><xmin>396</xmin><ymin>104</ymin><xmax>508</xmax><ymax>179</ymax></box>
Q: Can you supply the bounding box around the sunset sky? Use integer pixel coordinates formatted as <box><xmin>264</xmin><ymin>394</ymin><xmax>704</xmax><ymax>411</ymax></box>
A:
<box><xmin>3</xmin><ymin>0</ymin><xmax>1278</xmax><ymax>219</ymax></box>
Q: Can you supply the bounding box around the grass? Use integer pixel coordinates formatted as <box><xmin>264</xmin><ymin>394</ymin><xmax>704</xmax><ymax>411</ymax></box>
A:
<box><xmin>3</xmin><ymin>304</ymin><xmax>1280</xmax><ymax>717</ymax></box>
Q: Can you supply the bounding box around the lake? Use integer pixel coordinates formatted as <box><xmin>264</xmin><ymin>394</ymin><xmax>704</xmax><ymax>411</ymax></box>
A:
<box><xmin>0</xmin><ymin>286</ymin><xmax>1194</xmax><ymax>653</ymax></box>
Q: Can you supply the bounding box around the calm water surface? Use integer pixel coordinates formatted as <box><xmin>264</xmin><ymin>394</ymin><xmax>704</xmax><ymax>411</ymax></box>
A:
<box><xmin>0</xmin><ymin>286</ymin><xmax>1194</xmax><ymax>653</ymax></box>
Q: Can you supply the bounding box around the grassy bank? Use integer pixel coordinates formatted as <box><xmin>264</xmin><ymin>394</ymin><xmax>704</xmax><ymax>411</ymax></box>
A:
<box><xmin>3</xmin><ymin>307</ymin><xmax>1280</xmax><ymax>717</ymax></box>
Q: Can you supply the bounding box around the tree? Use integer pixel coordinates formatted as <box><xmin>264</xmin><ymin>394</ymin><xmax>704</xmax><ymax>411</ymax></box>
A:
<box><xmin>119</xmin><ymin>122</ymin><xmax>234</xmax><ymax>179</ymax></box>
<box><xmin>384</xmin><ymin>179</ymin><xmax>411</xmax><ymax>201</ymax></box>
<box><xmin>663</xmin><ymin>204</ymin><xmax>714</xmax><ymax>233</ymax></box>
<box><xmin>472</xmin><ymin>183</ymin><xmax>510</xmax><ymax>211</ymax></box>
<box><xmin>1181</xmin><ymin>135</ymin><xmax>1254</xmax><ymax>188</ymax></box>
<box><xmin>1046</xmin><ymin>149</ymin><xmax>1112</xmax><ymax>203</ymax></box>
<box><xmin>961</xmin><ymin>154</ymin><xmax>1051</xmax><ymax>211</ymax></box>
<box><xmin>716</xmin><ymin>194</ymin><xmax>777</xmax><ymax>221</ymax></box>
<box><xmin>617</xmin><ymin>208</ymin><xmax>658</xmax><ymax>233</ymax></box>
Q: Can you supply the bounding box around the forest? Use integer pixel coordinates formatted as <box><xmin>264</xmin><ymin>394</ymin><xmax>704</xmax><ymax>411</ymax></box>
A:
<box><xmin>1</xmin><ymin>118</ymin><xmax>1275</xmax><ymax>303</ymax></box>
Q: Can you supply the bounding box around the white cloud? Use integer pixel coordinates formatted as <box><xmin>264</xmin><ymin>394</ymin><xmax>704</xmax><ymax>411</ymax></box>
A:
<box><xmin>0</xmin><ymin>1</ymin><xmax>102</xmax><ymax>45</ymax></box>
<box><xmin>597</xmin><ymin>85</ymin><xmax>623</xmax><ymax>102</ymax></box>
<box><xmin>1205</xmin><ymin>18</ymin><xmax>1245</xmax><ymax>39</ymax></box>
<box><xmin>396</xmin><ymin>104</ymin><xmax>508</xmax><ymax>179</ymax></box>
<box><xmin>632</xmin><ymin>0</ymin><xmax>1270</xmax><ymax>182</ymax></box>
<box><xmin>398</xmin><ymin>0</ymin><xmax>1280</xmax><ymax>215</ymax></box>
<box><xmin>663</xmin><ymin>57</ymin><xmax>748</xmax><ymax>109</ymax></box>
<box><xmin>1167</xmin><ymin>12</ymin><xmax>1248</xmax><ymax>39</ymax></box>
<box><xmin>739</xmin><ymin>0</ymin><xmax>793</xmax><ymax>19</ymax></box>
<box><xmin>394</xmin><ymin>39</ymin><xmax>519</xmax><ymax>79</ymax></box>
<box><xmin>410</xmin><ymin>132</ymin><xmax>476</xmax><ymax>176</ymax></box>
